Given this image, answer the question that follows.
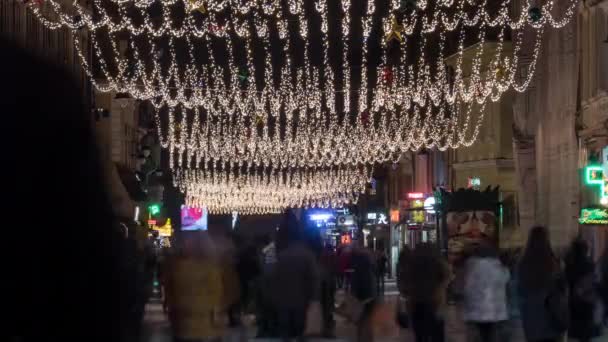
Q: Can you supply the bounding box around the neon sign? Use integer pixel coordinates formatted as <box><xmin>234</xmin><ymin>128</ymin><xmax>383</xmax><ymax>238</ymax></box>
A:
<box><xmin>579</xmin><ymin>208</ymin><xmax>608</xmax><ymax>225</ymax></box>
<box><xmin>584</xmin><ymin>165</ymin><xmax>608</xmax><ymax>204</ymax></box>
<box><xmin>407</xmin><ymin>192</ymin><xmax>425</xmax><ymax>199</ymax></box>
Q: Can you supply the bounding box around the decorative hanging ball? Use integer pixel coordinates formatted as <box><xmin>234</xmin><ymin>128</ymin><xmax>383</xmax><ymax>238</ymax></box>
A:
<box><xmin>382</xmin><ymin>67</ymin><xmax>394</xmax><ymax>85</ymax></box>
<box><xmin>238</xmin><ymin>66</ymin><xmax>249</xmax><ymax>83</ymax></box>
<box><xmin>207</xmin><ymin>24</ymin><xmax>222</xmax><ymax>34</ymax></box>
<box><xmin>495</xmin><ymin>65</ymin><xmax>505</xmax><ymax>79</ymax></box>
<box><xmin>385</xmin><ymin>16</ymin><xmax>404</xmax><ymax>44</ymax></box>
<box><xmin>528</xmin><ymin>7</ymin><xmax>542</xmax><ymax>23</ymax></box>
<box><xmin>255</xmin><ymin>115</ymin><xmax>265</xmax><ymax>126</ymax></box>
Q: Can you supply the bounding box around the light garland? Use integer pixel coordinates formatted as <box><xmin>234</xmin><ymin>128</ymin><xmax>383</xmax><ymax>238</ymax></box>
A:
<box><xmin>30</xmin><ymin>1</ymin><xmax>577</xmax><ymax>36</ymax></box>
<box><xmin>23</xmin><ymin>0</ymin><xmax>572</xmax><ymax>213</ymax></box>
<box><xmin>156</xmin><ymin>98</ymin><xmax>488</xmax><ymax>169</ymax></box>
<box><xmin>31</xmin><ymin>0</ymin><xmax>576</xmax><ymax>112</ymax></box>
<box><xmin>174</xmin><ymin>164</ymin><xmax>373</xmax><ymax>214</ymax></box>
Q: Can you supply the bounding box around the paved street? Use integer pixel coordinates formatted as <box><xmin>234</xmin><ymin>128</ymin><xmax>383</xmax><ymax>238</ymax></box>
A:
<box><xmin>143</xmin><ymin>281</ymin><xmax>608</xmax><ymax>342</ymax></box>
<box><xmin>142</xmin><ymin>279</ymin><xmax>452</xmax><ymax>342</ymax></box>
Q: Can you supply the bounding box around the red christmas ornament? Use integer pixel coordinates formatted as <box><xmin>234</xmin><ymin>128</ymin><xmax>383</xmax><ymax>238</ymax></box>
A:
<box><xmin>360</xmin><ymin>110</ymin><xmax>370</xmax><ymax>126</ymax></box>
<box><xmin>382</xmin><ymin>67</ymin><xmax>393</xmax><ymax>85</ymax></box>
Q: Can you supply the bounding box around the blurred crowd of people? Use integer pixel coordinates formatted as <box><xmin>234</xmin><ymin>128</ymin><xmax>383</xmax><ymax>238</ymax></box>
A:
<box><xmin>396</xmin><ymin>226</ymin><xmax>608</xmax><ymax>342</ymax></box>
<box><xmin>158</xmin><ymin>211</ymin><xmax>396</xmax><ymax>342</ymax></box>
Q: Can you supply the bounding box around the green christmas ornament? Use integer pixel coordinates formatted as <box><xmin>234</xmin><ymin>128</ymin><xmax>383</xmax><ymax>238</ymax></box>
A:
<box><xmin>528</xmin><ymin>7</ymin><xmax>542</xmax><ymax>23</ymax></box>
<box><xmin>238</xmin><ymin>67</ymin><xmax>249</xmax><ymax>83</ymax></box>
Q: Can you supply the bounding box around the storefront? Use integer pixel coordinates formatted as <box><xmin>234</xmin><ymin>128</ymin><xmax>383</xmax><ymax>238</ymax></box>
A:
<box><xmin>393</xmin><ymin>192</ymin><xmax>439</xmax><ymax>250</ymax></box>
<box><xmin>363</xmin><ymin>211</ymin><xmax>390</xmax><ymax>251</ymax></box>
<box><xmin>304</xmin><ymin>209</ymin><xmax>357</xmax><ymax>248</ymax></box>
<box><xmin>579</xmin><ymin>159</ymin><xmax>608</xmax><ymax>261</ymax></box>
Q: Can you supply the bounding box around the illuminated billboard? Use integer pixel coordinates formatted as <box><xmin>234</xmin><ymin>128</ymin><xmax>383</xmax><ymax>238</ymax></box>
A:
<box><xmin>181</xmin><ymin>205</ymin><xmax>208</xmax><ymax>231</ymax></box>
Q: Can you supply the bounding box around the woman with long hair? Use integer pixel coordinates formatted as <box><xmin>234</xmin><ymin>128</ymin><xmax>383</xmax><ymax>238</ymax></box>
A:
<box><xmin>517</xmin><ymin>226</ymin><xmax>567</xmax><ymax>342</ymax></box>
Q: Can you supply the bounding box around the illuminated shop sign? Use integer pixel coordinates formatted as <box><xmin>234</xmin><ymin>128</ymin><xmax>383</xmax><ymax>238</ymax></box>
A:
<box><xmin>411</xmin><ymin>200</ymin><xmax>425</xmax><ymax>223</ymax></box>
<box><xmin>584</xmin><ymin>165</ymin><xmax>608</xmax><ymax>205</ymax></box>
<box><xmin>424</xmin><ymin>197</ymin><xmax>436</xmax><ymax>214</ymax></box>
<box><xmin>407</xmin><ymin>192</ymin><xmax>425</xmax><ymax>199</ymax></box>
<box><xmin>579</xmin><ymin>208</ymin><xmax>608</xmax><ymax>225</ymax></box>
<box><xmin>366</xmin><ymin>212</ymin><xmax>388</xmax><ymax>225</ymax></box>
<box><xmin>310</xmin><ymin>213</ymin><xmax>333</xmax><ymax>221</ymax></box>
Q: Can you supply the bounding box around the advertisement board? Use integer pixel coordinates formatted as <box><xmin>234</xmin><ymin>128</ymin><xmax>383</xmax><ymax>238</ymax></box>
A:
<box><xmin>181</xmin><ymin>205</ymin><xmax>208</xmax><ymax>231</ymax></box>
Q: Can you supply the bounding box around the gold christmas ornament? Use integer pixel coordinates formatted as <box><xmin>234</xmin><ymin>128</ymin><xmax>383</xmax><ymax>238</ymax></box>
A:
<box><xmin>188</xmin><ymin>0</ymin><xmax>206</xmax><ymax>14</ymax></box>
<box><xmin>385</xmin><ymin>16</ymin><xmax>404</xmax><ymax>43</ymax></box>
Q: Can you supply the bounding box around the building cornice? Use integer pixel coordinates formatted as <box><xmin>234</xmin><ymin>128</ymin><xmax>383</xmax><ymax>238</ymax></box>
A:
<box><xmin>452</xmin><ymin>158</ymin><xmax>515</xmax><ymax>171</ymax></box>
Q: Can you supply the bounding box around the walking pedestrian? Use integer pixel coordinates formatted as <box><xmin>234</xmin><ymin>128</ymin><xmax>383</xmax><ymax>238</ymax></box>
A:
<box><xmin>407</xmin><ymin>243</ymin><xmax>450</xmax><ymax>342</ymax></box>
<box><xmin>319</xmin><ymin>243</ymin><xmax>337</xmax><ymax>338</ymax></box>
<box><xmin>599</xmin><ymin>245</ymin><xmax>608</xmax><ymax>324</ymax></box>
<box><xmin>517</xmin><ymin>226</ymin><xmax>568</xmax><ymax>342</ymax></box>
<box><xmin>396</xmin><ymin>246</ymin><xmax>413</xmax><ymax>328</ymax></box>
<box><xmin>271</xmin><ymin>213</ymin><xmax>320</xmax><ymax>341</ymax></box>
<box><xmin>376</xmin><ymin>250</ymin><xmax>388</xmax><ymax>296</ymax></box>
<box><xmin>164</xmin><ymin>232</ymin><xmax>225</xmax><ymax>342</ymax></box>
<box><xmin>350</xmin><ymin>247</ymin><xmax>379</xmax><ymax>342</ymax></box>
<box><xmin>256</xmin><ymin>234</ymin><xmax>279</xmax><ymax>338</ymax></box>
<box><xmin>565</xmin><ymin>238</ymin><xmax>602</xmax><ymax>342</ymax></box>
<box><xmin>500</xmin><ymin>249</ymin><xmax>525</xmax><ymax>342</ymax></box>
<box><xmin>462</xmin><ymin>244</ymin><xmax>510</xmax><ymax>342</ymax></box>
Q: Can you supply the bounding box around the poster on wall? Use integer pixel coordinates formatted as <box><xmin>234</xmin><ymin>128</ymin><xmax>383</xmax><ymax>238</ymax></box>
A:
<box><xmin>181</xmin><ymin>205</ymin><xmax>208</xmax><ymax>231</ymax></box>
<box><xmin>439</xmin><ymin>187</ymin><xmax>499</xmax><ymax>265</ymax></box>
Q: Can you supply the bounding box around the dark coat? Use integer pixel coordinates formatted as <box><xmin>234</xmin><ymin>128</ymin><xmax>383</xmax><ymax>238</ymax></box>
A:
<box><xmin>566</xmin><ymin>258</ymin><xmax>602</xmax><ymax>339</ymax></box>
<box><xmin>270</xmin><ymin>243</ymin><xmax>320</xmax><ymax>310</ymax></box>
<box><xmin>350</xmin><ymin>250</ymin><xmax>377</xmax><ymax>301</ymax></box>
<box><xmin>518</xmin><ymin>269</ymin><xmax>566</xmax><ymax>341</ymax></box>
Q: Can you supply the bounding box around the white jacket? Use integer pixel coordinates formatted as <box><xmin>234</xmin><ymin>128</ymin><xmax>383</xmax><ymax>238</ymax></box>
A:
<box><xmin>463</xmin><ymin>257</ymin><xmax>510</xmax><ymax>322</ymax></box>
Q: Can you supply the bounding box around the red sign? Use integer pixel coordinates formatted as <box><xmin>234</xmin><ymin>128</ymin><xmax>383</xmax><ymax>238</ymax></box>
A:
<box><xmin>148</xmin><ymin>219</ymin><xmax>157</xmax><ymax>226</ymax></box>
<box><xmin>407</xmin><ymin>192</ymin><xmax>425</xmax><ymax>199</ymax></box>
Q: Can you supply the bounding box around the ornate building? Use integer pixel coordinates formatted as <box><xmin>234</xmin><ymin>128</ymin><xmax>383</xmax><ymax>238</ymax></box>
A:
<box><xmin>513</xmin><ymin>0</ymin><xmax>607</xmax><ymax>250</ymax></box>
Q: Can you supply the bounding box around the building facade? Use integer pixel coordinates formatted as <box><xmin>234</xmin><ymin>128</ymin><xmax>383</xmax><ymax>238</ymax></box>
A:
<box><xmin>0</xmin><ymin>0</ymin><xmax>90</xmax><ymax>105</ymax></box>
<box><xmin>512</xmin><ymin>0</ymin><xmax>607</xmax><ymax>251</ymax></box>
<box><xmin>1</xmin><ymin>0</ymin><xmax>163</xmax><ymax>228</ymax></box>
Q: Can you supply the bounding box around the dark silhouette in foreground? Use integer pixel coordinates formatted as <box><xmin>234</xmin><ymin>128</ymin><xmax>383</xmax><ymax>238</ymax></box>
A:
<box><xmin>3</xmin><ymin>39</ymin><xmax>125</xmax><ymax>342</ymax></box>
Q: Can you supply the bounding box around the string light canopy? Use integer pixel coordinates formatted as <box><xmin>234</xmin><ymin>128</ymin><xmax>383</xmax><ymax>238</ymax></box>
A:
<box><xmin>31</xmin><ymin>0</ymin><xmax>577</xmax><ymax>112</ymax></box>
<box><xmin>173</xmin><ymin>164</ymin><xmax>373</xmax><ymax>214</ymax></box>
<box><xmin>26</xmin><ymin>0</ymin><xmax>577</xmax><ymax>212</ymax></box>
<box><xmin>157</xmin><ymin>99</ymin><xmax>488</xmax><ymax>169</ymax></box>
